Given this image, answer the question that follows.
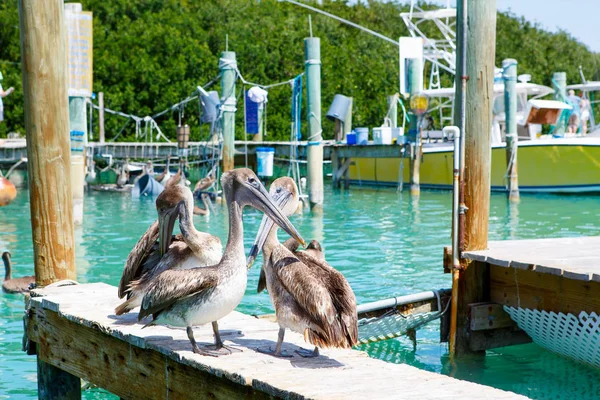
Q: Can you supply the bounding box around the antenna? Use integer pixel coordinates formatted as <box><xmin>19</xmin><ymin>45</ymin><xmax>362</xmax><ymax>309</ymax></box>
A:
<box><xmin>226</xmin><ymin>34</ymin><xmax>229</xmax><ymax>51</ymax></box>
<box><xmin>309</xmin><ymin>15</ymin><xmax>313</xmax><ymax>37</ymax></box>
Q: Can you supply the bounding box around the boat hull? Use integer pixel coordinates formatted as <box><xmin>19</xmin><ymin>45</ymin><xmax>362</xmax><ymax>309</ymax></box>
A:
<box><xmin>347</xmin><ymin>138</ymin><xmax>600</xmax><ymax>193</ymax></box>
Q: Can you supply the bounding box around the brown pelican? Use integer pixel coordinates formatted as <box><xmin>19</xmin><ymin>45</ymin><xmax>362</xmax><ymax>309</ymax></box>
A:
<box><xmin>155</xmin><ymin>158</ymin><xmax>172</xmax><ymax>184</ymax></box>
<box><xmin>115</xmin><ymin>184</ymin><xmax>222</xmax><ymax>315</ymax></box>
<box><xmin>193</xmin><ymin>175</ymin><xmax>217</xmax><ymax>216</ymax></box>
<box><xmin>2</xmin><ymin>252</ymin><xmax>35</xmax><ymax>294</ymax></box>
<box><xmin>247</xmin><ymin>177</ymin><xmax>358</xmax><ymax>358</ymax></box>
<box><xmin>134</xmin><ymin>168</ymin><xmax>305</xmax><ymax>356</ymax></box>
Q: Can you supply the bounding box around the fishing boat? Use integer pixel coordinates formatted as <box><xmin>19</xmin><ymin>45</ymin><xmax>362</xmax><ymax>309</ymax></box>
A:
<box><xmin>346</xmin><ymin>4</ymin><xmax>600</xmax><ymax>193</ymax></box>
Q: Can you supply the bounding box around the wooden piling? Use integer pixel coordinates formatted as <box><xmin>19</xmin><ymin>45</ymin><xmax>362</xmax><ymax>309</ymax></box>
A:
<box><xmin>305</xmin><ymin>37</ymin><xmax>324</xmax><ymax>211</ymax></box>
<box><xmin>19</xmin><ymin>0</ymin><xmax>80</xmax><ymax>395</ymax></box>
<box><xmin>220</xmin><ymin>51</ymin><xmax>237</xmax><ymax>172</ymax></box>
<box><xmin>553</xmin><ymin>71</ymin><xmax>567</xmax><ymax>136</ymax></box>
<box><xmin>387</xmin><ymin>95</ymin><xmax>398</xmax><ymax>128</ymax></box>
<box><xmin>407</xmin><ymin>58</ymin><xmax>423</xmax><ymax>196</ymax></box>
<box><xmin>69</xmin><ymin>97</ymin><xmax>86</xmax><ymax>225</ymax></box>
<box><xmin>503</xmin><ymin>59</ymin><xmax>519</xmax><ymax>202</ymax></box>
<box><xmin>98</xmin><ymin>92</ymin><xmax>105</xmax><ymax>143</ymax></box>
<box><xmin>455</xmin><ymin>0</ymin><xmax>497</xmax><ymax>356</ymax></box>
<box><xmin>252</xmin><ymin>102</ymin><xmax>264</xmax><ymax>142</ymax></box>
<box><xmin>343</xmin><ymin>97</ymin><xmax>353</xmax><ymax>137</ymax></box>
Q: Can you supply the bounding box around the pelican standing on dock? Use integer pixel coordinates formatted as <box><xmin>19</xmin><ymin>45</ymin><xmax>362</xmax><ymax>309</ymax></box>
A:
<box><xmin>247</xmin><ymin>177</ymin><xmax>358</xmax><ymax>358</ymax></box>
<box><xmin>115</xmin><ymin>184</ymin><xmax>222</xmax><ymax>315</ymax></box>
<box><xmin>2</xmin><ymin>252</ymin><xmax>35</xmax><ymax>294</ymax></box>
<box><xmin>135</xmin><ymin>168</ymin><xmax>305</xmax><ymax>356</ymax></box>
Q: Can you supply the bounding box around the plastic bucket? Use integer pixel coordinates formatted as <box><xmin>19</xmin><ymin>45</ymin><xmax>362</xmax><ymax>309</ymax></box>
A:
<box><xmin>355</xmin><ymin>127</ymin><xmax>369</xmax><ymax>145</ymax></box>
<box><xmin>346</xmin><ymin>132</ymin><xmax>357</xmax><ymax>145</ymax></box>
<box><xmin>256</xmin><ymin>147</ymin><xmax>274</xmax><ymax>177</ymax></box>
<box><xmin>373</xmin><ymin>127</ymin><xmax>392</xmax><ymax>145</ymax></box>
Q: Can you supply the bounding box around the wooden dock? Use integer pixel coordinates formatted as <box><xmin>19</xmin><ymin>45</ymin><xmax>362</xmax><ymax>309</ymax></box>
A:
<box><xmin>25</xmin><ymin>283</ymin><xmax>525</xmax><ymax>399</ymax></box>
<box><xmin>455</xmin><ymin>236</ymin><xmax>600</xmax><ymax>352</ymax></box>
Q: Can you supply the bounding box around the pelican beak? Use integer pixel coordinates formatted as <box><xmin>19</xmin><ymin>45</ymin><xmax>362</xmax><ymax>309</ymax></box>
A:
<box><xmin>244</xmin><ymin>181</ymin><xmax>305</xmax><ymax>263</ymax></box>
<box><xmin>247</xmin><ymin>188</ymin><xmax>293</xmax><ymax>268</ymax></box>
<box><xmin>158</xmin><ymin>205</ymin><xmax>179</xmax><ymax>256</ymax></box>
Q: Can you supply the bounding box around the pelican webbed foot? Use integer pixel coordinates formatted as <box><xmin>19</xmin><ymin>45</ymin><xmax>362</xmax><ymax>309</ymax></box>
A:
<box><xmin>256</xmin><ymin>346</ymin><xmax>293</xmax><ymax>358</ymax></box>
<box><xmin>196</xmin><ymin>343</ymin><xmax>242</xmax><ymax>357</ymax></box>
<box><xmin>295</xmin><ymin>347</ymin><xmax>319</xmax><ymax>358</ymax></box>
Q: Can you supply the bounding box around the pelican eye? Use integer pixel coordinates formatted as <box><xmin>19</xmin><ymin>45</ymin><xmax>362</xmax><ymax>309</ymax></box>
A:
<box><xmin>276</xmin><ymin>188</ymin><xmax>282</xmax><ymax>194</ymax></box>
<box><xmin>248</xmin><ymin>177</ymin><xmax>258</xmax><ymax>186</ymax></box>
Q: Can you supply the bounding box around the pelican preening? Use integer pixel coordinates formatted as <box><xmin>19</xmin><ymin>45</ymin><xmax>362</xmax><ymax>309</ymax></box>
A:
<box><xmin>115</xmin><ymin>184</ymin><xmax>222</xmax><ymax>315</ymax></box>
<box><xmin>247</xmin><ymin>177</ymin><xmax>358</xmax><ymax>358</ymax></box>
<box><xmin>126</xmin><ymin>168</ymin><xmax>305</xmax><ymax>356</ymax></box>
<box><xmin>2</xmin><ymin>252</ymin><xmax>35</xmax><ymax>294</ymax></box>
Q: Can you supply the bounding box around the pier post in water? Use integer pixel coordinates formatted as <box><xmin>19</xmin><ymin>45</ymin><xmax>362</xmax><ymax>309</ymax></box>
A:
<box><xmin>99</xmin><ymin>92</ymin><xmax>105</xmax><ymax>143</ymax></box>
<box><xmin>18</xmin><ymin>0</ymin><xmax>80</xmax><ymax>396</ymax></box>
<box><xmin>407</xmin><ymin>58</ymin><xmax>423</xmax><ymax>196</ymax></box>
<box><xmin>552</xmin><ymin>71</ymin><xmax>567</xmax><ymax>136</ymax></box>
<box><xmin>503</xmin><ymin>59</ymin><xmax>519</xmax><ymax>202</ymax></box>
<box><xmin>305</xmin><ymin>37</ymin><xmax>324</xmax><ymax>211</ymax></box>
<box><xmin>387</xmin><ymin>95</ymin><xmax>398</xmax><ymax>128</ymax></box>
<box><xmin>455</xmin><ymin>0</ymin><xmax>497</xmax><ymax>356</ymax></box>
<box><xmin>220</xmin><ymin>50</ymin><xmax>237</xmax><ymax>172</ymax></box>
<box><xmin>252</xmin><ymin>102</ymin><xmax>264</xmax><ymax>142</ymax></box>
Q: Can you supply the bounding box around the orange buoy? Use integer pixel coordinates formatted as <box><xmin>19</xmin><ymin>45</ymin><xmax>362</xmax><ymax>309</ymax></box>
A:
<box><xmin>0</xmin><ymin>177</ymin><xmax>17</xmax><ymax>206</ymax></box>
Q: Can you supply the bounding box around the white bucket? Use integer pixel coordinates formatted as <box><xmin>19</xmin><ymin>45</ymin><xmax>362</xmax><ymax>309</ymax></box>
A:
<box><xmin>355</xmin><ymin>127</ymin><xmax>369</xmax><ymax>145</ymax></box>
<box><xmin>373</xmin><ymin>127</ymin><xmax>392</xmax><ymax>145</ymax></box>
<box><xmin>392</xmin><ymin>127</ymin><xmax>404</xmax><ymax>141</ymax></box>
<box><xmin>256</xmin><ymin>147</ymin><xmax>274</xmax><ymax>177</ymax></box>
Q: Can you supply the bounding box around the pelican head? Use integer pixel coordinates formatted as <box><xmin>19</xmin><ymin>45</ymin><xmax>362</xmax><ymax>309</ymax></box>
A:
<box><xmin>246</xmin><ymin>176</ymin><xmax>301</xmax><ymax>268</ymax></box>
<box><xmin>155</xmin><ymin>184</ymin><xmax>194</xmax><ymax>255</ymax></box>
<box><xmin>221</xmin><ymin>169</ymin><xmax>305</xmax><ymax>260</ymax></box>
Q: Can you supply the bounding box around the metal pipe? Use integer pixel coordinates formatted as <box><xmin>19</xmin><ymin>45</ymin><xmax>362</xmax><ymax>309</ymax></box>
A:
<box><xmin>356</xmin><ymin>290</ymin><xmax>443</xmax><ymax>314</ymax></box>
<box><xmin>445</xmin><ymin>125</ymin><xmax>461</xmax><ymax>357</ymax></box>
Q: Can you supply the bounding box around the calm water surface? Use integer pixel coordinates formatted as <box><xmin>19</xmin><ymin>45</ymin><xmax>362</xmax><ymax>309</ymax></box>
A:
<box><xmin>1</xmin><ymin>184</ymin><xmax>599</xmax><ymax>399</ymax></box>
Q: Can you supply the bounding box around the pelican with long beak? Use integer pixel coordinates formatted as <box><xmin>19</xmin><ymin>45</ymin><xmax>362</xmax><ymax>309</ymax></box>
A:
<box><xmin>115</xmin><ymin>184</ymin><xmax>222</xmax><ymax>315</ymax></box>
<box><xmin>2</xmin><ymin>252</ymin><xmax>35</xmax><ymax>294</ymax></box>
<box><xmin>247</xmin><ymin>177</ymin><xmax>358</xmax><ymax>358</ymax></box>
<box><xmin>136</xmin><ymin>168</ymin><xmax>305</xmax><ymax>357</ymax></box>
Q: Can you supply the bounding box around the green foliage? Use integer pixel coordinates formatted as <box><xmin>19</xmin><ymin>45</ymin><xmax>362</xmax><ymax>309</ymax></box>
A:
<box><xmin>0</xmin><ymin>0</ymin><xmax>598</xmax><ymax>140</ymax></box>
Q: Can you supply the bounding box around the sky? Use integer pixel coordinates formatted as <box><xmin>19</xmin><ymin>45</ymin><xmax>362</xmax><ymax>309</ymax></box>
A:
<box><xmin>424</xmin><ymin>0</ymin><xmax>599</xmax><ymax>52</ymax></box>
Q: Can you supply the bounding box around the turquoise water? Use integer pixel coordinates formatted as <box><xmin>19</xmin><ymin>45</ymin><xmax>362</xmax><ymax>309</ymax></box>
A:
<box><xmin>1</xmin><ymin>184</ymin><xmax>600</xmax><ymax>398</ymax></box>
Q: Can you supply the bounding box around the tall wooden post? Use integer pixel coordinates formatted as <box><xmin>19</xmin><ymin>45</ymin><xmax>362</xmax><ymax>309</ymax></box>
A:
<box><xmin>98</xmin><ymin>91</ymin><xmax>105</xmax><ymax>143</ymax></box>
<box><xmin>407</xmin><ymin>58</ymin><xmax>422</xmax><ymax>196</ymax></box>
<box><xmin>252</xmin><ymin>103</ymin><xmax>264</xmax><ymax>142</ymax></box>
<box><xmin>503</xmin><ymin>59</ymin><xmax>519</xmax><ymax>202</ymax></box>
<box><xmin>455</xmin><ymin>0</ymin><xmax>497</xmax><ymax>356</ymax></box>
<box><xmin>344</xmin><ymin>97</ymin><xmax>353</xmax><ymax>136</ymax></box>
<box><xmin>69</xmin><ymin>97</ymin><xmax>86</xmax><ymax>225</ymax></box>
<box><xmin>553</xmin><ymin>71</ymin><xmax>567</xmax><ymax>136</ymax></box>
<box><xmin>305</xmin><ymin>37</ymin><xmax>323</xmax><ymax>211</ymax></box>
<box><xmin>220</xmin><ymin>51</ymin><xmax>236</xmax><ymax>172</ymax></box>
<box><xmin>387</xmin><ymin>95</ymin><xmax>398</xmax><ymax>128</ymax></box>
<box><xmin>19</xmin><ymin>0</ymin><xmax>80</xmax><ymax>397</ymax></box>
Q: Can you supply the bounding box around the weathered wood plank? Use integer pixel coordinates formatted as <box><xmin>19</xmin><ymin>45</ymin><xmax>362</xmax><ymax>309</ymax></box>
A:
<box><xmin>469</xmin><ymin>303</ymin><xmax>517</xmax><ymax>331</ymax></box>
<box><xmin>469</xmin><ymin>329</ymin><xmax>532</xmax><ymax>352</ymax></box>
<box><xmin>26</xmin><ymin>283</ymin><xmax>527</xmax><ymax>399</ymax></box>
<box><xmin>463</xmin><ymin>236</ymin><xmax>600</xmax><ymax>282</ymax></box>
<box><xmin>490</xmin><ymin>265</ymin><xmax>600</xmax><ymax>315</ymax></box>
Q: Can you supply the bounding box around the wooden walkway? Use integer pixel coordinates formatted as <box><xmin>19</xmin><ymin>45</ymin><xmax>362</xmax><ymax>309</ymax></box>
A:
<box><xmin>462</xmin><ymin>236</ymin><xmax>600</xmax><ymax>317</ymax></box>
<box><xmin>26</xmin><ymin>283</ymin><xmax>525</xmax><ymax>399</ymax></box>
<box><xmin>464</xmin><ymin>236</ymin><xmax>600</xmax><ymax>282</ymax></box>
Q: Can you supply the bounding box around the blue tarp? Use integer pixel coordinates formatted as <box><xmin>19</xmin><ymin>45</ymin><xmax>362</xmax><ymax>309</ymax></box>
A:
<box><xmin>245</xmin><ymin>90</ymin><xmax>260</xmax><ymax>134</ymax></box>
<box><xmin>131</xmin><ymin>174</ymin><xmax>164</xmax><ymax>198</ymax></box>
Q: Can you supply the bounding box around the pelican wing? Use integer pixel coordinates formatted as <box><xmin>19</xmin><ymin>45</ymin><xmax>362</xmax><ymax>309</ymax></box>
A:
<box><xmin>138</xmin><ymin>268</ymin><xmax>219</xmax><ymax>321</ymax></box>
<box><xmin>271</xmin><ymin>246</ymin><xmax>337</xmax><ymax>328</ymax></box>
<box><xmin>119</xmin><ymin>220</ymin><xmax>159</xmax><ymax>298</ymax></box>
<box><xmin>294</xmin><ymin>251</ymin><xmax>358</xmax><ymax>346</ymax></box>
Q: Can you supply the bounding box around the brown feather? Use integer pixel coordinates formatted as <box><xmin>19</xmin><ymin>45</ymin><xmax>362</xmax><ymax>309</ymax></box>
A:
<box><xmin>118</xmin><ymin>220</ymin><xmax>159</xmax><ymax>298</ymax></box>
<box><xmin>138</xmin><ymin>268</ymin><xmax>219</xmax><ymax>321</ymax></box>
<box><xmin>257</xmin><ymin>266</ymin><xmax>267</xmax><ymax>293</ymax></box>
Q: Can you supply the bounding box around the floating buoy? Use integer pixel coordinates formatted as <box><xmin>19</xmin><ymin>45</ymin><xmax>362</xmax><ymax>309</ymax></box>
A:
<box><xmin>0</xmin><ymin>177</ymin><xmax>17</xmax><ymax>206</ymax></box>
